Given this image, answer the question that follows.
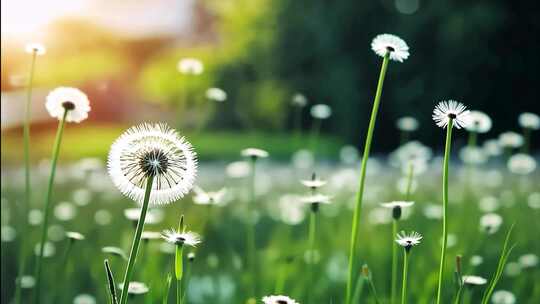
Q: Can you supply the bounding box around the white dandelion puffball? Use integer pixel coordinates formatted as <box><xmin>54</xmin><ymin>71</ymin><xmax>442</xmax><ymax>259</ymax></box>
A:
<box><xmin>518</xmin><ymin>112</ymin><xmax>540</xmax><ymax>130</ymax></box>
<box><xmin>66</xmin><ymin>231</ymin><xmax>85</xmax><ymax>241</ymax></box>
<box><xmin>192</xmin><ymin>186</ymin><xmax>228</xmax><ymax>205</ymax></box>
<box><xmin>466</xmin><ymin>111</ymin><xmax>492</xmax><ymax>133</ymax></box>
<box><xmin>483</xmin><ymin>139</ymin><xmax>502</xmax><ymax>156</ymax></box>
<box><xmin>518</xmin><ymin>253</ymin><xmax>539</xmax><ymax>268</ymax></box>
<box><xmin>241</xmin><ymin>148</ymin><xmax>269</xmax><ymax>159</ymax></box>
<box><xmin>73</xmin><ymin>294</ymin><xmax>96</xmax><ymax>304</ymax></box>
<box><xmin>395</xmin><ymin>231</ymin><xmax>422</xmax><ymax>249</ymax></box>
<box><xmin>380</xmin><ymin>201</ymin><xmax>414</xmax><ymax>209</ymax></box>
<box><xmin>498</xmin><ymin>132</ymin><xmax>524</xmax><ymax>148</ymax></box>
<box><xmin>46</xmin><ymin>87</ymin><xmax>91</xmax><ymax>123</ymax></box>
<box><xmin>262</xmin><ymin>295</ymin><xmax>300</xmax><ymax>304</ymax></box>
<box><xmin>432</xmin><ymin>100</ymin><xmax>470</xmax><ymax>129</ymax></box>
<box><xmin>462</xmin><ymin>275</ymin><xmax>487</xmax><ymax>286</ymax></box>
<box><xmin>300</xmin><ymin>173</ymin><xmax>327</xmax><ymax>189</ymax></box>
<box><xmin>507</xmin><ymin>153</ymin><xmax>536</xmax><ymax>175</ymax></box>
<box><xmin>491</xmin><ymin>290</ymin><xmax>516</xmax><ymax>304</ymax></box>
<box><xmin>292</xmin><ymin>93</ymin><xmax>308</xmax><ymax>107</ymax></box>
<box><xmin>25</xmin><ymin>43</ymin><xmax>46</xmax><ymax>55</ymax></box>
<box><xmin>479</xmin><ymin>213</ymin><xmax>503</xmax><ymax>234</ymax></box>
<box><xmin>118</xmin><ymin>281</ymin><xmax>149</xmax><ymax>295</ymax></box>
<box><xmin>396</xmin><ymin>116</ymin><xmax>419</xmax><ymax>132</ymax></box>
<box><xmin>107</xmin><ymin>123</ymin><xmax>197</xmax><ymax>206</ymax></box>
<box><xmin>161</xmin><ymin>229</ymin><xmax>201</xmax><ymax>247</ymax></box>
<box><xmin>310</xmin><ymin>104</ymin><xmax>332</xmax><ymax>119</ymax></box>
<box><xmin>371</xmin><ymin>34</ymin><xmax>410</xmax><ymax>62</ymax></box>
<box><xmin>177</xmin><ymin>58</ymin><xmax>204</xmax><ymax>75</ymax></box>
<box><xmin>206</xmin><ymin>87</ymin><xmax>227</xmax><ymax>102</ymax></box>
<box><xmin>300</xmin><ymin>193</ymin><xmax>332</xmax><ymax>205</ymax></box>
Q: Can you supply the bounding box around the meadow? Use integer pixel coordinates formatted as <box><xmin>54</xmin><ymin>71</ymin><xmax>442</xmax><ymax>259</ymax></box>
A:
<box><xmin>1</xmin><ymin>32</ymin><xmax>540</xmax><ymax>304</ymax></box>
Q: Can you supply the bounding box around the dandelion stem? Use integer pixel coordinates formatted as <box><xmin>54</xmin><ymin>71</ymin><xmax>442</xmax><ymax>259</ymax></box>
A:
<box><xmin>307</xmin><ymin>208</ymin><xmax>317</xmax><ymax>303</ymax></box>
<box><xmin>345</xmin><ymin>52</ymin><xmax>390</xmax><ymax>304</ymax></box>
<box><xmin>309</xmin><ymin>118</ymin><xmax>322</xmax><ymax>159</ymax></box>
<box><xmin>182</xmin><ymin>259</ymin><xmax>192</xmax><ymax>303</ymax></box>
<box><xmin>34</xmin><ymin>109</ymin><xmax>69</xmax><ymax>304</ymax></box>
<box><xmin>246</xmin><ymin>158</ymin><xmax>257</xmax><ymax>298</ymax></box>
<box><xmin>118</xmin><ymin>175</ymin><xmax>154</xmax><ymax>304</ymax></box>
<box><xmin>436</xmin><ymin>118</ymin><xmax>454</xmax><ymax>304</ymax></box>
<box><xmin>401</xmin><ymin>250</ymin><xmax>410</xmax><ymax>304</ymax></box>
<box><xmin>391</xmin><ymin>220</ymin><xmax>398</xmax><ymax>304</ymax></box>
<box><xmin>522</xmin><ymin>127</ymin><xmax>531</xmax><ymax>153</ymax></box>
<box><xmin>404</xmin><ymin>162</ymin><xmax>415</xmax><ymax>201</ymax></box>
<box><xmin>294</xmin><ymin>105</ymin><xmax>304</xmax><ymax>149</ymax></box>
<box><xmin>175</xmin><ymin>245</ymin><xmax>184</xmax><ymax>304</ymax></box>
<box><xmin>15</xmin><ymin>50</ymin><xmax>37</xmax><ymax>304</ymax></box>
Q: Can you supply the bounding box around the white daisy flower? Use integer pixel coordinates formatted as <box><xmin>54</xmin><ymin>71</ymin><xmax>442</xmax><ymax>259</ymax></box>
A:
<box><xmin>177</xmin><ymin>58</ymin><xmax>204</xmax><ymax>75</ymax></box>
<box><xmin>507</xmin><ymin>153</ymin><xmax>536</xmax><ymax>175</ymax></box>
<box><xmin>432</xmin><ymin>100</ymin><xmax>470</xmax><ymax>129</ymax></box>
<box><xmin>300</xmin><ymin>173</ymin><xmax>327</xmax><ymax>189</ymax></box>
<box><xmin>161</xmin><ymin>229</ymin><xmax>201</xmax><ymax>247</ymax></box>
<box><xmin>498</xmin><ymin>132</ymin><xmax>524</xmax><ymax>148</ymax></box>
<box><xmin>25</xmin><ymin>43</ymin><xmax>46</xmax><ymax>55</ymax></box>
<box><xmin>192</xmin><ymin>186</ymin><xmax>228</xmax><ymax>205</ymax></box>
<box><xmin>479</xmin><ymin>213</ymin><xmax>503</xmax><ymax>234</ymax></box>
<box><xmin>300</xmin><ymin>193</ymin><xmax>332</xmax><ymax>205</ymax></box>
<box><xmin>292</xmin><ymin>93</ymin><xmax>308</xmax><ymax>107</ymax></box>
<box><xmin>262</xmin><ymin>295</ymin><xmax>299</xmax><ymax>304</ymax></box>
<box><xmin>107</xmin><ymin>123</ymin><xmax>197</xmax><ymax>206</ymax></box>
<box><xmin>118</xmin><ymin>281</ymin><xmax>149</xmax><ymax>295</ymax></box>
<box><xmin>310</xmin><ymin>104</ymin><xmax>332</xmax><ymax>119</ymax></box>
<box><xmin>241</xmin><ymin>148</ymin><xmax>269</xmax><ymax>159</ymax></box>
<box><xmin>462</xmin><ymin>275</ymin><xmax>487</xmax><ymax>286</ymax></box>
<box><xmin>45</xmin><ymin>87</ymin><xmax>91</xmax><ymax>123</ymax></box>
<box><xmin>73</xmin><ymin>294</ymin><xmax>96</xmax><ymax>304</ymax></box>
<box><xmin>395</xmin><ymin>231</ymin><xmax>422</xmax><ymax>250</ymax></box>
<box><xmin>491</xmin><ymin>290</ymin><xmax>515</xmax><ymax>304</ymax></box>
<box><xmin>518</xmin><ymin>112</ymin><xmax>540</xmax><ymax>130</ymax></box>
<box><xmin>66</xmin><ymin>231</ymin><xmax>85</xmax><ymax>241</ymax></box>
<box><xmin>381</xmin><ymin>201</ymin><xmax>414</xmax><ymax>220</ymax></box>
<box><xmin>396</xmin><ymin>116</ymin><xmax>419</xmax><ymax>132</ymax></box>
<box><xmin>371</xmin><ymin>34</ymin><xmax>410</xmax><ymax>62</ymax></box>
<box><xmin>206</xmin><ymin>87</ymin><xmax>227</xmax><ymax>102</ymax></box>
<box><xmin>466</xmin><ymin>111</ymin><xmax>492</xmax><ymax>133</ymax></box>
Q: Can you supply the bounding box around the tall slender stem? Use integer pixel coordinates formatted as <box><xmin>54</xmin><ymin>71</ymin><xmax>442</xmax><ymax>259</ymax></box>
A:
<box><xmin>307</xmin><ymin>209</ymin><xmax>317</xmax><ymax>303</ymax></box>
<box><xmin>309</xmin><ymin>118</ymin><xmax>322</xmax><ymax>160</ymax></box>
<box><xmin>401</xmin><ymin>250</ymin><xmax>409</xmax><ymax>304</ymax></box>
<box><xmin>294</xmin><ymin>106</ymin><xmax>304</xmax><ymax>149</ymax></box>
<box><xmin>345</xmin><ymin>53</ymin><xmax>390</xmax><ymax>304</ymax></box>
<box><xmin>119</xmin><ymin>176</ymin><xmax>154</xmax><ymax>304</ymax></box>
<box><xmin>522</xmin><ymin>128</ymin><xmax>531</xmax><ymax>153</ymax></box>
<box><xmin>436</xmin><ymin>118</ymin><xmax>454</xmax><ymax>304</ymax></box>
<box><xmin>404</xmin><ymin>162</ymin><xmax>415</xmax><ymax>201</ymax></box>
<box><xmin>34</xmin><ymin>109</ymin><xmax>69</xmax><ymax>304</ymax></box>
<box><xmin>15</xmin><ymin>51</ymin><xmax>37</xmax><ymax>304</ymax></box>
<box><xmin>246</xmin><ymin>158</ymin><xmax>257</xmax><ymax>297</ymax></box>
<box><xmin>175</xmin><ymin>245</ymin><xmax>184</xmax><ymax>304</ymax></box>
<box><xmin>391</xmin><ymin>220</ymin><xmax>398</xmax><ymax>304</ymax></box>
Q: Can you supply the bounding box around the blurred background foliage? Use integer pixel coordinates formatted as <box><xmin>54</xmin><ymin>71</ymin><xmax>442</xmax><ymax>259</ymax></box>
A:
<box><xmin>1</xmin><ymin>0</ymin><xmax>539</xmax><ymax>159</ymax></box>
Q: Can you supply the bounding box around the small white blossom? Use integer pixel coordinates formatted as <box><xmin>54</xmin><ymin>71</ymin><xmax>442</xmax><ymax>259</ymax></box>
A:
<box><xmin>310</xmin><ymin>104</ymin><xmax>332</xmax><ymax>119</ymax></box>
<box><xmin>466</xmin><ymin>111</ymin><xmax>492</xmax><ymax>133</ymax></box>
<box><xmin>161</xmin><ymin>229</ymin><xmax>201</xmax><ymax>247</ymax></box>
<box><xmin>498</xmin><ymin>132</ymin><xmax>524</xmax><ymax>148</ymax></box>
<box><xmin>432</xmin><ymin>100</ymin><xmax>470</xmax><ymax>129</ymax></box>
<box><xmin>241</xmin><ymin>148</ymin><xmax>269</xmax><ymax>159</ymax></box>
<box><xmin>371</xmin><ymin>34</ymin><xmax>410</xmax><ymax>62</ymax></box>
<box><xmin>396</xmin><ymin>116</ymin><xmax>419</xmax><ymax>132</ymax></box>
<box><xmin>25</xmin><ymin>43</ymin><xmax>46</xmax><ymax>55</ymax></box>
<box><xmin>177</xmin><ymin>58</ymin><xmax>204</xmax><ymax>75</ymax></box>
<box><xmin>395</xmin><ymin>231</ymin><xmax>422</xmax><ymax>249</ymax></box>
<box><xmin>206</xmin><ymin>87</ymin><xmax>227</xmax><ymax>102</ymax></box>
<box><xmin>45</xmin><ymin>87</ymin><xmax>91</xmax><ymax>123</ymax></box>
<box><xmin>518</xmin><ymin>112</ymin><xmax>540</xmax><ymax>130</ymax></box>
<box><xmin>507</xmin><ymin>153</ymin><xmax>536</xmax><ymax>175</ymax></box>
<box><xmin>262</xmin><ymin>295</ymin><xmax>299</xmax><ymax>304</ymax></box>
<box><xmin>462</xmin><ymin>275</ymin><xmax>487</xmax><ymax>286</ymax></box>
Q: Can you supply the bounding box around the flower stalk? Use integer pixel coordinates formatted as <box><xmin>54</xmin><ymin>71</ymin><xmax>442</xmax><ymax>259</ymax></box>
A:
<box><xmin>345</xmin><ymin>52</ymin><xmax>390</xmax><ymax>304</ymax></box>
<box><xmin>401</xmin><ymin>249</ymin><xmax>410</xmax><ymax>304</ymax></box>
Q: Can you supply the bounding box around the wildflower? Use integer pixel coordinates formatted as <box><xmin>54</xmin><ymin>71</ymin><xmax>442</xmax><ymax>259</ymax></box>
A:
<box><xmin>292</xmin><ymin>93</ymin><xmax>308</xmax><ymax>107</ymax></box>
<box><xmin>262</xmin><ymin>295</ymin><xmax>299</xmax><ymax>304</ymax></box>
<box><xmin>66</xmin><ymin>231</ymin><xmax>85</xmax><ymax>241</ymax></box>
<box><xmin>462</xmin><ymin>275</ymin><xmax>487</xmax><ymax>286</ymax></box>
<box><xmin>300</xmin><ymin>173</ymin><xmax>327</xmax><ymax>190</ymax></box>
<box><xmin>177</xmin><ymin>58</ymin><xmax>204</xmax><ymax>75</ymax></box>
<box><xmin>193</xmin><ymin>186</ymin><xmax>228</xmax><ymax>205</ymax></box>
<box><xmin>396</xmin><ymin>116</ymin><xmax>419</xmax><ymax>132</ymax></box>
<box><xmin>241</xmin><ymin>148</ymin><xmax>269</xmax><ymax>159</ymax></box>
<box><xmin>108</xmin><ymin>123</ymin><xmax>197</xmax><ymax>205</ymax></box>
<box><xmin>187</xmin><ymin>252</ymin><xmax>196</xmax><ymax>262</ymax></box>
<box><xmin>310</xmin><ymin>104</ymin><xmax>332</xmax><ymax>119</ymax></box>
<box><xmin>507</xmin><ymin>153</ymin><xmax>536</xmax><ymax>175</ymax></box>
<box><xmin>478</xmin><ymin>196</ymin><xmax>500</xmax><ymax>212</ymax></box>
<box><xmin>118</xmin><ymin>281</ymin><xmax>149</xmax><ymax>295</ymax></box>
<box><xmin>73</xmin><ymin>294</ymin><xmax>96</xmax><ymax>304</ymax></box>
<box><xmin>300</xmin><ymin>194</ymin><xmax>332</xmax><ymax>205</ymax></box>
<box><xmin>498</xmin><ymin>132</ymin><xmax>524</xmax><ymax>148</ymax></box>
<box><xmin>491</xmin><ymin>290</ymin><xmax>516</xmax><ymax>304</ymax></box>
<box><xmin>371</xmin><ymin>34</ymin><xmax>410</xmax><ymax>62</ymax></box>
<box><xmin>45</xmin><ymin>87</ymin><xmax>91</xmax><ymax>123</ymax></box>
<box><xmin>161</xmin><ymin>229</ymin><xmax>201</xmax><ymax>247</ymax></box>
<box><xmin>395</xmin><ymin>231</ymin><xmax>422</xmax><ymax>251</ymax></box>
<box><xmin>380</xmin><ymin>201</ymin><xmax>414</xmax><ymax>221</ymax></box>
<box><xmin>432</xmin><ymin>100</ymin><xmax>470</xmax><ymax>129</ymax></box>
<box><xmin>479</xmin><ymin>213</ymin><xmax>503</xmax><ymax>234</ymax></box>
<box><xmin>518</xmin><ymin>112</ymin><xmax>540</xmax><ymax>130</ymax></box>
<box><xmin>25</xmin><ymin>43</ymin><xmax>46</xmax><ymax>55</ymax></box>
<box><xmin>466</xmin><ymin>111</ymin><xmax>492</xmax><ymax>133</ymax></box>
<box><xmin>389</xmin><ymin>141</ymin><xmax>432</xmax><ymax>173</ymax></box>
<box><xmin>206</xmin><ymin>87</ymin><xmax>227</xmax><ymax>102</ymax></box>
<box><xmin>518</xmin><ymin>253</ymin><xmax>538</xmax><ymax>268</ymax></box>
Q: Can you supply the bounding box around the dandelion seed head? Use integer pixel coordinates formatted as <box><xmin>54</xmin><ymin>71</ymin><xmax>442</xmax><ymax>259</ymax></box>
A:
<box><xmin>491</xmin><ymin>290</ymin><xmax>516</xmax><ymax>304</ymax></box>
<box><xmin>507</xmin><ymin>153</ymin><xmax>536</xmax><ymax>175</ymax></box>
<box><xmin>25</xmin><ymin>43</ymin><xmax>46</xmax><ymax>55</ymax></box>
<box><xmin>19</xmin><ymin>275</ymin><xmax>36</xmax><ymax>289</ymax></box>
<box><xmin>371</xmin><ymin>34</ymin><xmax>409</xmax><ymax>62</ymax></box>
<box><xmin>498</xmin><ymin>132</ymin><xmax>524</xmax><ymax>148</ymax></box>
<box><xmin>470</xmin><ymin>255</ymin><xmax>483</xmax><ymax>266</ymax></box>
<box><xmin>118</xmin><ymin>281</ymin><xmax>149</xmax><ymax>295</ymax></box>
<box><xmin>396</xmin><ymin>116</ymin><xmax>419</xmax><ymax>131</ymax></box>
<box><xmin>54</xmin><ymin>201</ymin><xmax>77</xmax><ymax>221</ymax></box>
<box><xmin>206</xmin><ymin>87</ymin><xmax>227</xmax><ymax>102</ymax></box>
<box><xmin>161</xmin><ymin>229</ymin><xmax>201</xmax><ymax>247</ymax></box>
<box><xmin>395</xmin><ymin>230</ymin><xmax>422</xmax><ymax>250</ymax></box>
<box><xmin>483</xmin><ymin>139</ymin><xmax>503</xmax><ymax>156</ymax></box>
<box><xmin>479</xmin><ymin>213</ymin><xmax>503</xmax><ymax>234</ymax></box>
<box><xmin>459</xmin><ymin>147</ymin><xmax>487</xmax><ymax>165</ymax></box>
<box><xmin>73</xmin><ymin>294</ymin><xmax>96</xmax><ymax>304</ymax></box>
<box><xmin>528</xmin><ymin>192</ymin><xmax>540</xmax><ymax>209</ymax></box>
<box><xmin>466</xmin><ymin>111</ymin><xmax>492</xmax><ymax>133</ymax></box>
<box><xmin>177</xmin><ymin>58</ymin><xmax>204</xmax><ymax>75</ymax></box>
<box><xmin>66</xmin><ymin>231</ymin><xmax>85</xmax><ymax>241</ymax></box>
<box><xmin>262</xmin><ymin>295</ymin><xmax>300</xmax><ymax>304</ymax></box>
<box><xmin>462</xmin><ymin>275</ymin><xmax>487</xmax><ymax>286</ymax></box>
<box><xmin>193</xmin><ymin>186</ymin><xmax>228</xmax><ymax>206</ymax></box>
<box><xmin>300</xmin><ymin>193</ymin><xmax>332</xmax><ymax>205</ymax></box>
<box><xmin>45</xmin><ymin>87</ymin><xmax>91</xmax><ymax>123</ymax></box>
<box><xmin>291</xmin><ymin>93</ymin><xmax>308</xmax><ymax>107</ymax></box>
<box><xmin>518</xmin><ymin>112</ymin><xmax>540</xmax><ymax>130</ymax></box>
<box><xmin>380</xmin><ymin>201</ymin><xmax>415</xmax><ymax>209</ymax></box>
<box><xmin>108</xmin><ymin>123</ymin><xmax>197</xmax><ymax>206</ymax></box>
<box><xmin>300</xmin><ymin>173</ymin><xmax>327</xmax><ymax>189</ymax></box>
<box><xmin>518</xmin><ymin>253</ymin><xmax>538</xmax><ymax>268</ymax></box>
<box><xmin>241</xmin><ymin>148</ymin><xmax>269</xmax><ymax>159</ymax></box>
<box><xmin>310</xmin><ymin>104</ymin><xmax>332</xmax><ymax>119</ymax></box>
<box><xmin>94</xmin><ymin>209</ymin><xmax>112</xmax><ymax>226</ymax></box>
<box><xmin>432</xmin><ymin>100</ymin><xmax>470</xmax><ymax>129</ymax></box>
<box><xmin>1</xmin><ymin>226</ymin><xmax>16</xmax><ymax>242</ymax></box>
